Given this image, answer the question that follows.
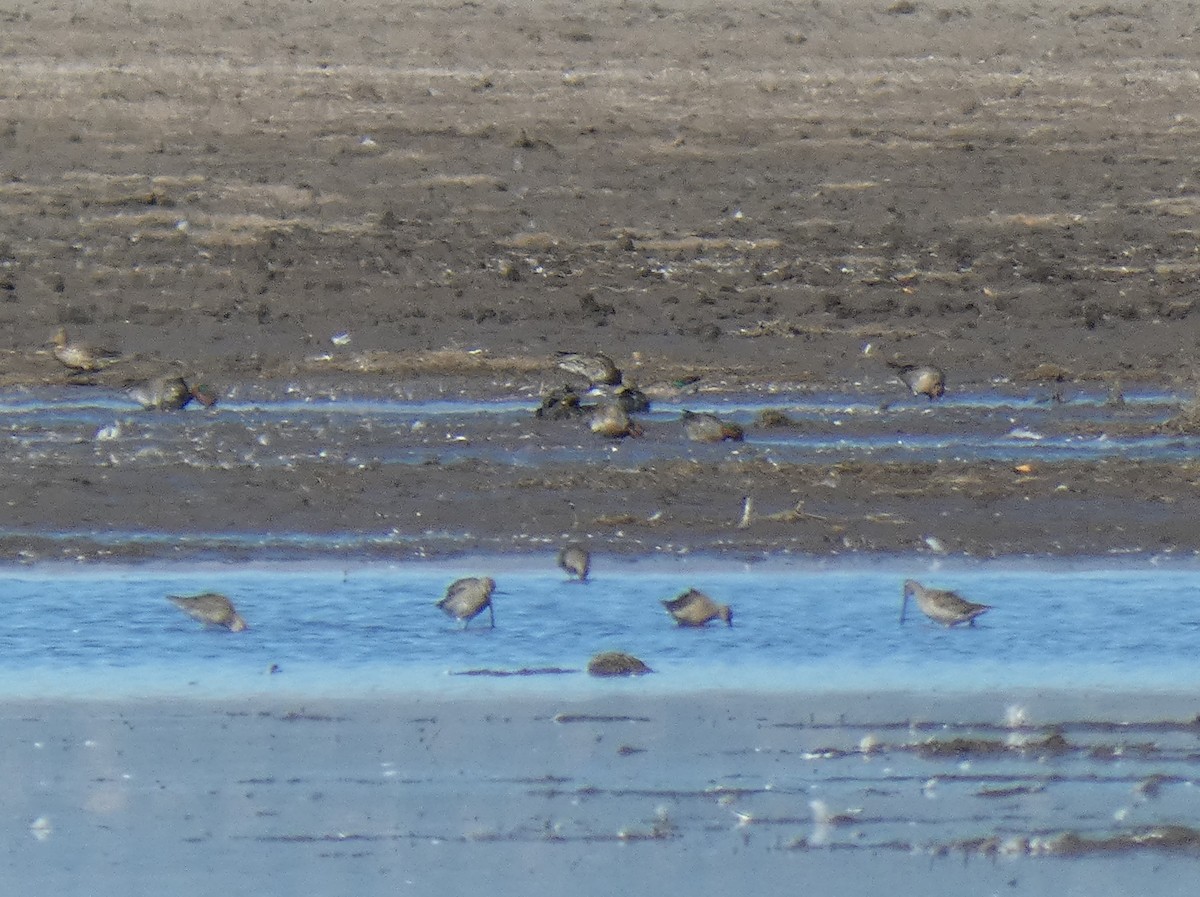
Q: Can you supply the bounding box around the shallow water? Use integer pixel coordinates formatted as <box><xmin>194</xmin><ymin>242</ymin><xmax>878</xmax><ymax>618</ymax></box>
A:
<box><xmin>4</xmin><ymin>557</ymin><xmax>1200</xmax><ymax>699</ymax></box>
<box><xmin>0</xmin><ymin>384</ymin><xmax>1194</xmax><ymax>471</ymax></box>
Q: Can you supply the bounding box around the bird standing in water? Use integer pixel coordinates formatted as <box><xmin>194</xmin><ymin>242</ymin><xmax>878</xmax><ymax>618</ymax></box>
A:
<box><xmin>167</xmin><ymin>592</ymin><xmax>248</xmax><ymax>632</ymax></box>
<box><xmin>900</xmin><ymin>579</ymin><xmax>990</xmax><ymax>627</ymax></box>
<box><xmin>127</xmin><ymin>375</ymin><xmax>219</xmax><ymax>410</ymax></box>
<box><xmin>437</xmin><ymin>576</ymin><xmax>496</xmax><ymax>628</ymax></box>
<box><xmin>662</xmin><ymin>588</ymin><xmax>733</xmax><ymax>626</ymax></box>
<box><xmin>681</xmin><ymin>410</ymin><xmax>744</xmax><ymax>443</ymax></box>
<box><xmin>557</xmin><ymin>544</ymin><xmax>590</xmax><ymax>582</ymax></box>
<box><xmin>888</xmin><ymin>362</ymin><xmax>946</xmax><ymax>401</ymax></box>
<box><xmin>590</xmin><ymin>402</ymin><xmax>644</xmax><ymax>438</ymax></box>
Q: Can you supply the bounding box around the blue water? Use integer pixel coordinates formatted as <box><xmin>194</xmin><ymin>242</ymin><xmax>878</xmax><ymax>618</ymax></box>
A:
<box><xmin>3</xmin><ymin>557</ymin><xmax>1199</xmax><ymax>698</ymax></box>
<box><xmin>0</xmin><ymin>385</ymin><xmax>1194</xmax><ymax>467</ymax></box>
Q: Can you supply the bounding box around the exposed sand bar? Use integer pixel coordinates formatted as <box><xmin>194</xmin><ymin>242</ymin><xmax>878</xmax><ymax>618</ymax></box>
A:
<box><xmin>6</xmin><ymin>689</ymin><xmax>1200</xmax><ymax>893</ymax></box>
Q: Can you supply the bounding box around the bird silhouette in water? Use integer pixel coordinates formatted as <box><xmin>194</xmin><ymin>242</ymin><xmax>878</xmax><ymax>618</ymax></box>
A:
<box><xmin>888</xmin><ymin>362</ymin><xmax>946</xmax><ymax>401</ymax></box>
<box><xmin>662</xmin><ymin>588</ymin><xmax>733</xmax><ymax>626</ymax></box>
<box><xmin>681</xmin><ymin>410</ymin><xmax>744</xmax><ymax>443</ymax></box>
<box><xmin>167</xmin><ymin>592</ymin><xmax>248</xmax><ymax>632</ymax></box>
<box><xmin>557</xmin><ymin>544</ymin><xmax>590</xmax><ymax>582</ymax></box>
<box><xmin>437</xmin><ymin>577</ymin><xmax>496</xmax><ymax>628</ymax></box>
<box><xmin>50</xmin><ymin>327</ymin><xmax>122</xmax><ymax>380</ymax></box>
<box><xmin>900</xmin><ymin>579</ymin><xmax>990</xmax><ymax>627</ymax></box>
<box><xmin>556</xmin><ymin>351</ymin><xmax>623</xmax><ymax>388</ymax></box>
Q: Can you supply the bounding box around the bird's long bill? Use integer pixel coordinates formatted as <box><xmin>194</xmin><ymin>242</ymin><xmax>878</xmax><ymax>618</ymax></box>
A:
<box><xmin>899</xmin><ymin>590</ymin><xmax>909</xmax><ymax>624</ymax></box>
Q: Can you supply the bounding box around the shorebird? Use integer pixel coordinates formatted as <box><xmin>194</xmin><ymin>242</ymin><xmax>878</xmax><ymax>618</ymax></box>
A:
<box><xmin>127</xmin><ymin>375</ymin><xmax>219</xmax><ymax>410</ymax></box>
<box><xmin>662</xmin><ymin>588</ymin><xmax>733</xmax><ymax>626</ymax></box>
<box><xmin>590</xmin><ymin>402</ymin><xmax>643</xmax><ymax>438</ymax></box>
<box><xmin>888</xmin><ymin>362</ymin><xmax>946</xmax><ymax>401</ymax></box>
<box><xmin>587</xmin><ymin>651</ymin><xmax>652</xmax><ymax>677</ymax></box>
<box><xmin>535</xmin><ymin>385</ymin><xmax>587</xmax><ymax>420</ymax></box>
<box><xmin>50</xmin><ymin>327</ymin><xmax>122</xmax><ymax>376</ymax></box>
<box><xmin>557</xmin><ymin>543</ymin><xmax>590</xmax><ymax>581</ymax></box>
<box><xmin>681</xmin><ymin>410</ymin><xmax>744</xmax><ymax>443</ymax></box>
<box><xmin>900</xmin><ymin>579</ymin><xmax>991</xmax><ymax>627</ymax></box>
<box><xmin>437</xmin><ymin>576</ymin><xmax>496</xmax><ymax>628</ymax></box>
<box><xmin>611</xmin><ymin>383</ymin><xmax>651</xmax><ymax>414</ymax></box>
<box><xmin>556</xmin><ymin>351</ymin><xmax>622</xmax><ymax>388</ymax></box>
<box><xmin>167</xmin><ymin>592</ymin><xmax>248</xmax><ymax>632</ymax></box>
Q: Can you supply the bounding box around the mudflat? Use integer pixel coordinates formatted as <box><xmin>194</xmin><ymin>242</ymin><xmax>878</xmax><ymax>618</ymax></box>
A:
<box><xmin>3</xmin><ymin>0</ymin><xmax>1200</xmax><ymax>561</ymax></box>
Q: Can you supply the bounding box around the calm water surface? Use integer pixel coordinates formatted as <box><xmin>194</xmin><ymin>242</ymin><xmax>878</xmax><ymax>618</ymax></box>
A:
<box><xmin>4</xmin><ymin>557</ymin><xmax>1199</xmax><ymax>698</ymax></box>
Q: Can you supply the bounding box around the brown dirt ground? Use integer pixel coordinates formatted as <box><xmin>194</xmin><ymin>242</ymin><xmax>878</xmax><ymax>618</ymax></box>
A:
<box><xmin>3</xmin><ymin>0</ymin><xmax>1200</xmax><ymax>561</ymax></box>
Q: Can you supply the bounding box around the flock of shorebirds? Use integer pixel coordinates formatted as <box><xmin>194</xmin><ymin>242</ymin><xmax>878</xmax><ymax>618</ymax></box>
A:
<box><xmin>167</xmin><ymin>544</ymin><xmax>992</xmax><ymax>678</ymax></box>
<box><xmin>52</xmin><ymin>328</ymin><xmax>987</xmax><ymax>662</ymax></box>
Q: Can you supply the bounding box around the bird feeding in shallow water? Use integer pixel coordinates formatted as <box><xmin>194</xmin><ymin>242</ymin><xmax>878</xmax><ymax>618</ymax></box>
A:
<box><xmin>587</xmin><ymin>651</ymin><xmax>652</xmax><ymax>677</ymax></box>
<box><xmin>590</xmin><ymin>402</ymin><xmax>643</xmax><ymax>438</ymax></box>
<box><xmin>126</xmin><ymin>375</ymin><xmax>218</xmax><ymax>410</ymax></box>
<box><xmin>681</xmin><ymin>410</ymin><xmax>744</xmax><ymax>443</ymax></box>
<box><xmin>167</xmin><ymin>592</ymin><xmax>248</xmax><ymax>632</ymax></box>
<box><xmin>900</xmin><ymin>579</ymin><xmax>991</xmax><ymax>627</ymax></box>
<box><xmin>662</xmin><ymin>588</ymin><xmax>733</xmax><ymax>627</ymax></box>
<box><xmin>436</xmin><ymin>576</ymin><xmax>496</xmax><ymax>628</ymax></box>
<box><xmin>888</xmin><ymin>362</ymin><xmax>946</xmax><ymax>401</ymax></box>
<box><xmin>557</xmin><ymin>543</ymin><xmax>590</xmax><ymax>582</ymax></box>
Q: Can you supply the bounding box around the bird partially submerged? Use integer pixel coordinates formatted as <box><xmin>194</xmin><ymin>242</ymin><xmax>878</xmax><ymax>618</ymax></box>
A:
<box><xmin>557</xmin><ymin>543</ymin><xmax>590</xmax><ymax>581</ymax></box>
<box><xmin>681</xmin><ymin>410</ymin><xmax>744</xmax><ymax>443</ymax></box>
<box><xmin>437</xmin><ymin>576</ymin><xmax>496</xmax><ymax>628</ymax></box>
<box><xmin>587</xmin><ymin>651</ymin><xmax>652</xmax><ymax>677</ymax></box>
<box><xmin>534</xmin><ymin>385</ymin><xmax>587</xmax><ymax>420</ymax></box>
<box><xmin>127</xmin><ymin>375</ymin><xmax>219</xmax><ymax>410</ymax></box>
<box><xmin>888</xmin><ymin>362</ymin><xmax>946</xmax><ymax>401</ymax></box>
<box><xmin>556</xmin><ymin>351</ymin><xmax>623</xmax><ymax>388</ymax></box>
<box><xmin>662</xmin><ymin>588</ymin><xmax>733</xmax><ymax>626</ymax></box>
<box><xmin>900</xmin><ymin>579</ymin><xmax>991</xmax><ymax>627</ymax></box>
<box><xmin>167</xmin><ymin>592</ymin><xmax>248</xmax><ymax>632</ymax></box>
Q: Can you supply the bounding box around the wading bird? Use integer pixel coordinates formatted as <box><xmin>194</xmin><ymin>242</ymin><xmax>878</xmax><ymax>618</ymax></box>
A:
<box><xmin>900</xmin><ymin>579</ymin><xmax>990</xmax><ymax>627</ymax></box>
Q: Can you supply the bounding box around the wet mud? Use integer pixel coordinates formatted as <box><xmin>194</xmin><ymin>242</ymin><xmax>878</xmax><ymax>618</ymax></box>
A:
<box><xmin>4</xmin><ymin>0</ymin><xmax>1200</xmax><ymax>562</ymax></box>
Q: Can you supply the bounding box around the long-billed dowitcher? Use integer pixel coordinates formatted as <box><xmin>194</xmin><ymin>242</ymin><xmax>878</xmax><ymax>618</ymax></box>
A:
<box><xmin>662</xmin><ymin>588</ymin><xmax>733</xmax><ymax>626</ymax></box>
<box><xmin>50</xmin><ymin>327</ymin><xmax>122</xmax><ymax>376</ymax></box>
<box><xmin>888</xmin><ymin>362</ymin><xmax>946</xmax><ymax>401</ymax></box>
<box><xmin>590</xmin><ymin>402</ymin><xmax>644</xmax><ymax>438</ymax></box>
<box><xmin>437</xmin><ymin>576</ymin><xmax>496</xmax><ymax>628</ymax></box>
<box><xmin>557</xmin><ymin>543</ymin><xmax>590</xmax><ymax>581</ymax></box>
<box><xmin>127</xmin><ymin>375</ymin><xmax>219</xmax><ymax>410</ymax></box>
<box><xmin>167</xmin><ymin>592</ymin><xmax>248</xmax><ymax>632</ymax></box>
<box><xmin>681</xmin><ymin>410</ymin><xmax>744</xmax><ymax>443</ymax></box>
<box><xmin>900</xmin><ymin>579</ymin><xmax>990</xmax><ymax>627</ymax></box>
<box><xmin>556</xmin><ymin>351</ymin><xmax>623</xmax><ymax>388</ymax></box>
<box><xmin>534</xmin><ymin>385</ymin><xmax>587</xmax><ymax>420</ymax></box>
<box><xmin>587</xmin><ymin>651</ymin><xmax>652</xmax><ymax>677</ymax></box>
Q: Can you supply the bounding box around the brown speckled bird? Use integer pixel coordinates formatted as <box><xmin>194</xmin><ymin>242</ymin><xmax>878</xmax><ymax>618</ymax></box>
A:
<box><xmin>127</xmin><ymin>376</ymin><xmax>219</xmax><ymax>411</ymax></box>
<box><xmin>590</xmin><ymin>403</ymin><xmax>643</xmax><ymax>438</ymax></box>
<box><xmin>662</xmin><ymin>588</ymin><xmax>733</xmax><ymax>627</ymax></box>
<box><xmin>437</xmin><ymin>576</ymin><xmax>496</xmax><ymax>628</ymax></box>
<box><xmin>168</xmin><ymin>592</ymin><xmax>248</xmax><ymax>632</ymax></box>
<box><xmin>681</xmin><ymin>410</ymin><xmax>744</xmax><ymax>443</ymax></box>
<box><xmin>901</xmin><ymin>579</ymin><xmax>991</xmax><ymax>627</ymax></box>
<box><xmin>889</xmin><ymin>362</ymin><xmax>946</xmax><ymax>401</ymax></box>
<box><xmin>557</xmin><ymin>543</ymin><xmax>590</xmax><ymax>582</ymax></box>
<box><xmin>556</xmin><ymin>351</ymin><xmax>623</xmax><ymax>388</ymax></box>
<box><xmin>587</xmin><ymin>651</ymin><xmax>652</xmax><ymax>677</ymax></box>
<box><xmin>51</xmin><ymin>327</ymin><xmax>122</xmax><ymax>376</ymax></box>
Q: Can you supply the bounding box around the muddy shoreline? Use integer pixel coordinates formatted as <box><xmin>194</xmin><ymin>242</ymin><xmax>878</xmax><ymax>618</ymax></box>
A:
<box><xmin>4</xmin><ymin>0</ymin><xmax>1200</xmax><ymax>562</ymax></box>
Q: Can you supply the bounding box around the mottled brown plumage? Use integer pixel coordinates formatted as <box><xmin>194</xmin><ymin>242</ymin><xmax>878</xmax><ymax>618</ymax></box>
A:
<box><xmin>168</xmin><ymin>592</ymin><xmax>247</xmax><ymax>632</ymax></box>
<box><xmin>662</xmin><ymin>588</ymin><xmax>733</xmax><ymax>626</ymax></box>
<box><xmin>587</xmin><ymin>651</ymin><xmax>652</xmax><ymax>677</ymax></box>
<box><xmin>556</xmin><ymin>351</ymin><xmax>623</xmax><ymax>387</ymax></box>
<box><xmin>557</xmin><ymin>543</ymin><xmax>590</xmax><ymax>581</ymax></box>
<box><xmin>437</xmin><ymin>576</ymin><xmax>496</xmax><ymax>628</ymax></box>
<box><xmin>590</xmin><ymin>402</ymin><xmax>643</xmax><ymax>438</ymax></box>
<box><xmin>51</xmin><ymin>327</ymin><xmax>122</xmax><ymax>375</ymax></box>
<box><xmin>901</xmin><ymin>579</ymin><xmax>990</xmax><ymax>627</ymax></box>
<box><xmin>681</xmin><ymin>410</ymin><xmax>744</xmax><ymax>443</ymax></box>
<box><xmin>889</xmin><ymin>362</ymin><xmax>946</xmax><ymax>401</ymax></box>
